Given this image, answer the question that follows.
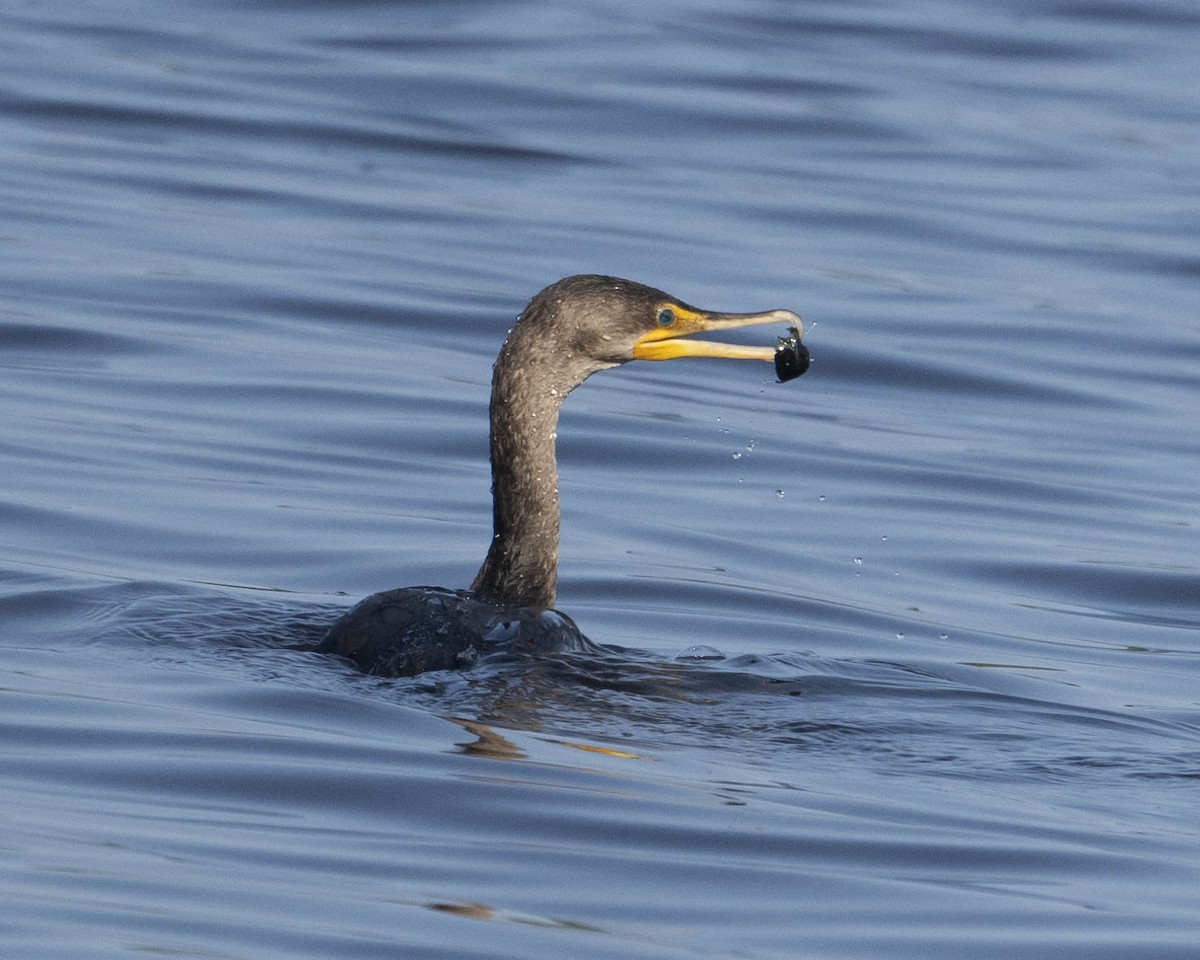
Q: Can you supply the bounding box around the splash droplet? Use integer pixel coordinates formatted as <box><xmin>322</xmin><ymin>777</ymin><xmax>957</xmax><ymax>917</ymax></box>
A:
<box><xmin>675</xmin><ymin>644</ymin><xmax>725</xmax><ymax>662</ymax></box>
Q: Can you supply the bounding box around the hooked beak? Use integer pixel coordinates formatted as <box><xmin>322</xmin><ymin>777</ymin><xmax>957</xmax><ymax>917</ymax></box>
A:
<box><xmin>632</xmin><ymin>306</ymin><xmax>805</xmax><ymax>364</ymax></box>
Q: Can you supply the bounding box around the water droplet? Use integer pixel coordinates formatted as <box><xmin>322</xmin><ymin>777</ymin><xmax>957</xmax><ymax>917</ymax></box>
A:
<box><xmin>675</xmin><ymin>644</ymin><xmax>725</xmax><ymax>661</ymax></box>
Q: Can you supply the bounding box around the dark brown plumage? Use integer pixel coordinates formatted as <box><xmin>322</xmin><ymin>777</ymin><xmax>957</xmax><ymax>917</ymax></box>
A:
<box><xmin>318</xmin><ymin>275</ymin><xmax>807</xmax><ymax>677</ymax></box>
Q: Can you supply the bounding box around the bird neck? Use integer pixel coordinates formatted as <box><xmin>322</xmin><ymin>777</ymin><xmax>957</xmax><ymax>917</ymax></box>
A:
<box><xmin>470</xmin><ymin>336</ymin><xmax>569</xmax><ymax>608</ymax></box>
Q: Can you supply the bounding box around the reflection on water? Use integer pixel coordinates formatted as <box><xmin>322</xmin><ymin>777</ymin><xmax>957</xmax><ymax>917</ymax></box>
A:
<box><xmin>2</xmin><ymin>0</ymin><xmax>1199</xmax><ymax>957</ymax></box>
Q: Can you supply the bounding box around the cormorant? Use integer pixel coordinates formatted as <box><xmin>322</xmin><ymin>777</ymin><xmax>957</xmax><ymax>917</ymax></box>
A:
<box><xmin>318</xmin><ymin>275</ymin><xmax>808</xmax><ymax>676</ymax></box>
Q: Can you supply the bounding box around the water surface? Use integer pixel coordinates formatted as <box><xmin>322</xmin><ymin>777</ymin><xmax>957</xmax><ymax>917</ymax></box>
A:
<box><xmin>2</xmin><ymin>1</ymin><xmax>1198</xmax><ymax>957</ymax></box>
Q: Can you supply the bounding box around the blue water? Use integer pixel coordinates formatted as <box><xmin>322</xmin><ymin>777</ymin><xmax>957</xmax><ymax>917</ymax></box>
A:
<box><xmin>2</xmin><ymin>1</ymin><xmax>1198</xmax><ymax>957</ymax></box>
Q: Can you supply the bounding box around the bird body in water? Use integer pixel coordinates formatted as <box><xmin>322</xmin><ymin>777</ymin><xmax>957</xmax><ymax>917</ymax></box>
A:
<box><xmin>318</xmin><ymin>275</ymin><xmax>808</xmax><ymax>676</ymax></box>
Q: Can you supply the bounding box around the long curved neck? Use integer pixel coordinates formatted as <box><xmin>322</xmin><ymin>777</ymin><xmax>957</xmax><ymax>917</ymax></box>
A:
<box><xmin>470</xmin><ymin>333</ymin><xmax>569</xmax><ymax>609</ymax></box>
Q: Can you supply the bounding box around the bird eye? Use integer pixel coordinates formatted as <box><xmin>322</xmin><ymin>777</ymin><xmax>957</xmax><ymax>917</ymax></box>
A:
<box><xmin>657</xmin><ymin>308</ymin><xmax>675</xmax><ymax>327</ymax></box>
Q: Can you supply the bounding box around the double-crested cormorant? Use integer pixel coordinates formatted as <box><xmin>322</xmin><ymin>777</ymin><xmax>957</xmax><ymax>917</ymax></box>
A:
<box><xmin>318</xmin><ymin>275</ymin><xmax>808</xmax><ymax>676</ymax></box>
